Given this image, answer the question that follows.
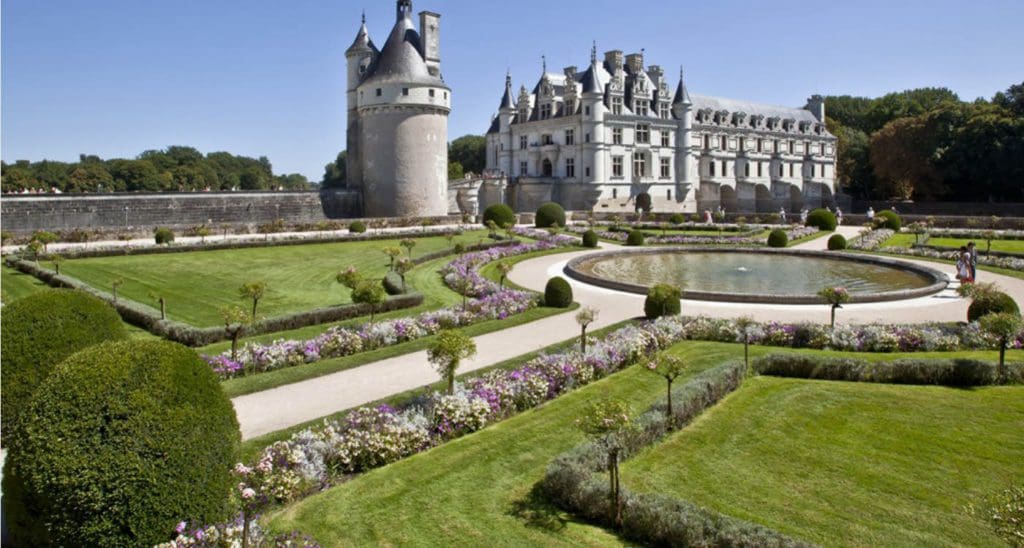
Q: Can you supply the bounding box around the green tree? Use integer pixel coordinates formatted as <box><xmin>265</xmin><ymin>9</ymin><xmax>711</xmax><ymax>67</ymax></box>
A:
<box><xmin>108</xmin><ymin>159</ymin><xmax>160</xmax><ymax>191</ymax></box>
<box><xmin>352</xmin><ymin>279</ymin><xmax>386</xmax><ymax>322</ymax></box>
<box><xmin>643</xmin><ymin>354</ymin><xmax>687</xmax><ymax>424</ymax></box>
<box><xmin>50</xmin><ymin>254</ymin><xmax>64</xmax><ymax>275</ymax></box>
<box><xmin>819</xmin><ymin>286</ymin><xmax>851</xmax><ymax>327</ymax></box>
<box><xmin>400</xmin><ymin>237</ymin><xmax>417</xmax><ymax>258</ymax></box>
<box><xmin>735</xmin><ymin>315</ymin><xmax>757</xmax><ymax>371</ymax></box>
<box><xmin>979</xmin><ymin>312</ymin><xmax>1022</xmax><ymax>383</ymax></box>
<box><xmin>448</xmin><ymin>134</ymin><xmax>487</xmax><ymax>174</ymax></box>
<box><xmin>427</xmin><ymin>329</ymin><xmax>477</xmax><ymax>395</ymax></box>
<box><xmin>576</xmin><ymin>398</ymin><xmax>635</xmax><ymax>528</ymax></box>
<box><xmin>394</xmin><ymin>258</ymin><xmax>414</xmax><ymax>293</ymax></box>
<box><xmin>496</xmin><ymin>261</ymin><xmax>513</xmax><ymax>289</ymax></box>
<box><xmin>382</xmin><ymin>246</ymin><xmax>403</xmax><ymax>271</ymax></box>
<box><xmin>447</xmin><ymin>161</ymin><xmax>465</xmax><ymax>180</ymax></box>
<box><xmin>575</xmin><ymin>306</ymin><xmax>598</xmax><ymax>354</ymax></box>
<box><xmin>112</xmin><ymin>277</ymin><xmax>124</xmax><ymax>303</ymax></box>
<box><xmin>238</xmin><ymin>281</ymin><xmax>267</xmax><ymax>325</ymax></box>
<box><xmin>31</xmin><ymin>230</ymin><xmax>58</xmax><ymax>253</ymax></box>
<box><xmin>219</xmin><ymin>305</ymin><xmax>248</xmax><ymax>362</ymax></box>
<box><xmin>869</xmin><ymin>113</ymin><xmax>950</xmax><ymax>200</ymax></box>
<box><xmin>67</xmin><ymin>162</ymin><xmax>114</xmax><ymax>193</ymax></box>
<box><xmin>321</xmin><ymin>150</ymin><xmax>347</xmax><ymax>188</ymax></box>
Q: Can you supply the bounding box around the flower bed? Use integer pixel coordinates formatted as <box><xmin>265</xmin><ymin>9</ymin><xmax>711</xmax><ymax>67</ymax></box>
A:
<box><xmin>677</xmin><ymin>315</ymin><xmax>1023</xmax><ymax>351</ymax></box>
<box><xmin>881</xmin><ymin>245</ymin><xmax>1024</xmax><ymax>271</ymax></box>
<box><xmin>847</xmin><ymin>228</ymin><xmax>894</xmax><ymax>251</ymax></box>
<box><xmin>203</xmin><ymin>231</ymin><xmax>577</xmax><ymax>379</ymax></box>
<box><xmin>569</xmin><ymin>225</ymin><xmax>818</xmax><ymax>245</ymax></box>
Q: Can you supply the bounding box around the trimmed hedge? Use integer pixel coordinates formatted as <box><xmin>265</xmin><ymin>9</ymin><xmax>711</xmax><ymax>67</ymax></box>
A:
<box><xmin>542</xmin><ymin>361</ymin><xmax>808</xmax><ymax>546</ymax></box>
<box><xmin>753</xmin><ymin>353</ymin><xmax>1023</xmax><ymax>386</ymax></box>
<box><xmin>544</xmin><ymin>276</ymin><xmax>573</xmax><ymax>308</ymax></box>
<box><xmin>669</xmin><ymin>213</ymin><xmax>686</xmax><ymax>225</ymax></box>
<box><xmin>0</xmin><ymin>289</ymin><xmax>127</xmax><ymax>440</ymax></box>
<box><xmin>644</xmin><ymin>283</ymin><xmax>681</xmax><ymax>319</ymax></box>
<box><xmin>535</xmin><ymin>202</ymin><xmax>566</xmax><ymax>228</ymax></box>
<box><xmin>5</xmin><ymin>339</ymin><xmax>240</xmax><ymax>547</ymax></box>
<box><xmin>827</xmin><ymin>234</ymin><xmax>847</xmax><ymax>250</ymax></box>
<box><xmin>383</xmin><ymin>271</ymin><xmax>405</xmax><ymax>295</ymax></box>
<box><xmin>582</xmin><ymin>229</ymin><xmax>598</xmax><ymax>248</ymax></box>
<box><xmin>805</xmin><ymin>208</ymin><xmax>837</xmax><ymax>231</ymax></box>
<box><xmin>482</xmin><ymin>203</ymin><xmax>516</xmax><ymax>228</ymax></box>
<box><xmin>625</xmin><ymin>229</ymin><xmax>645</xmax><ymax>246</ymax></box>
<box><xmin>348</xmin><ymin>220</ymin><xmax>367</xmax><ymax>233</ymax></box>
<box><xmin>154</xmin><ymin>226</ymin><xmax>175</xmax><ymax>244</ymax></box>
<box><xmin>968</xmin><ymin>291</ymin><xmax>1020</xmax><ymax>323</ymax></box>
<box><xmin>875</xmin><ymin>209</ymin><xmax>901</xmax><ymax>231</ymax></box>
<box><xmin>767</xmin><ymin>228</ymin><xmax>788</xmax><ymax>248</ymax></box>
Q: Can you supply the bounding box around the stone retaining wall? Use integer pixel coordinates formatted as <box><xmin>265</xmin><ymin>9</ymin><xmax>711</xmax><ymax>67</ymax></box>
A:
<box><xmin>0</xmin><ymin>190</ymin><xmax>361</xmax><ymax>234</ymax></box>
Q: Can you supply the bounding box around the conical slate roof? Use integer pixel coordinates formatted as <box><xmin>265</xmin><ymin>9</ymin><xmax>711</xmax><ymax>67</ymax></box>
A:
<box><xmin>346</xmin><ymin>17</ymin><xmax>376</xmax><ymax>54</ymax></box>
<box><xmin>360</xmin><ymin>11</ymin><xmax>446</xmax><ymax>87</ymax></box>
<box><xmin>499</xmin><ymin>73</ymin><xmax>514</xmax><ymax>109</ymax></box>
<box><xmin>673</xmin><ymin>75</ymin><xmax>692</xmax><ymax>106</ymax></box>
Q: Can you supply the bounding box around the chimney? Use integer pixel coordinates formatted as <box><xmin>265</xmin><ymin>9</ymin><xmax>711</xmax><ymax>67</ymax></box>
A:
<box><xmin>805</xmin><ymin>94</ymin><xmax>825</xmax><ymax>122</ymax></box>
<box><xmin>420</xmin><ymin>11</ymin><xmax>441</xmax><ymax>76</ymax></box>
<box><xmin>604</xmin><ymin>50</ymin><xmax>623</xmax><ymax>72</ymax></box>
<box><xmin>563</xmin><ymin>66</ymin><xmax>577</xmax><ymax>80</ymax></box>
<box><xmin>625</xmin><ymin>52</ymin><xmax>644</xmax><ymax>73</ymax></box>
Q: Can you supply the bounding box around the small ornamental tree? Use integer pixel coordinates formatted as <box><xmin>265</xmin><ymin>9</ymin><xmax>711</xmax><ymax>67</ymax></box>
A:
<box><xmin>427</xmin><ymin>329</ymin><xmax>477</xmax><ymax>395</ymax></box>
<box><xmin>503</xmin><ymin>222</ymin><xmax>516</xmax><ymax>240</ymax></box>
<box><xmin>352</xmin><ymin>279</ymin><xmax>386</xmax><ymax>322</ymax></box>
<box><xmin>400</xmin><ymin>238</ymin><xmax>417</xmax><ymax>259</ymax></box>
<box><xmin>31</xmin><ymin>230</ymin><xmax>59</xmax><ymax>253</ymax></box>
<box><xmin>25</xmin><ymin>240</ymin><xmax>43</xmax><ymax>264</ymax></box>
<box><xmin>220</xmin><ymin>305</ymin><xmax>248</xmax><ymax>362</ymax></box>
<box><xmin>6</xmin><ymin>340</ymin><xmax>240</xmax><ymax>547</ymax></box>
<box><xmin>450</xmin><ymin>274</ymin><xmax>475</xmax><ymax>309</ymax></box>
<box><xmin>496</xmin><ymin>261</ymin><xmax>514</xmax><ymax>289</ymax></box>
<box><xmin>154</xmin><ymin>227</ymin><xmax>175</xmax><ymax>245</ymax></box>
<box><xmin>195</xmin><ymin>225</ymin><xmax>211</xmax><ymax>243</ymax></box>
<box><xmin>981</xmin><ymin>230</ymin><xmax>996</xmax><ymax>255</ymax></box>
<box><xmin>907</xmin><ymin>221</ymin><xmax>928</xmax><ymax>244</ymax></box>
<box><xmin>239</xmin><ymin>280</ymin><xmax>267</xmax><ymax>325</ymax></box>
<box><xmin>111</xmin><ymin>277</ymin><xmax>124</xmax><ymax>303</ymax></box>
<box><xmin>486</xmin><ymin>219</ymin><xmax>499</xmax><ymax>238</ymax></box>
<box><xmin>50</xmin><ymin>253</ymin><xmax>64</xmax><ymax>274</ymax></box>
<box><xmin>819</xmin><ymin>286</ymin><xmax>851</xmax><ymax>327</ymax></box>
<box><xmin>383</xmin><ymin>246</ymin><xmax>403</xmax><ymax>271</ymax></box>
<box><xmin>576</xmin><ymin>398</ymin><xmax>635</xmax><ymax>528</ymax></box>
<box><xmin>576</xmin><ymin>306</ymin><xmax>598</xmax><ymax>354</ymax></box>
<box><xmin>979</xmin><ymin>312</ymin><xmax>1022</xmax><ymax>383</ymax></box>
<box><xmin>735</xmin><ymin>315</ymin><xmax>756</xmax><ymax>371</ymax></box>
<box><xmin>669</xmin><ymin>213</ymin><xmax>685</xmax><ymax>225</ymax></box>
<box><xmin>643</xmin><ymin>354</ymin><xmax>687</xmax><ymax>425</ymax></box>
<box><xmin>394</xmin><ymin>257</ymin><xmax>414</xmax><ymax>292</ymax></box>
<box><xmin>337</xmin><ymin>265</ymin><xmax>361</xmax><ymax>290</ymax></box>
<box><xmin>149</xmin><ymin>291</ymin><xmax>167</xmax><ymax>320</ymax></box>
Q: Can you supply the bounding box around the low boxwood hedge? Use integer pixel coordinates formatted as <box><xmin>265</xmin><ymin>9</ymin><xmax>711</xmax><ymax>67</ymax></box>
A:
<box><xmin>753</xmin><ymin>353</ymin><xmax>1023</xmax><ymax>386</ymax></box>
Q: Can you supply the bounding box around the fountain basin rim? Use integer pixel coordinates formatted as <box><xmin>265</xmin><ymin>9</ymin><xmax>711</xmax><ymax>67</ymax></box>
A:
<box><xmin>563</xmin><ymin>247</ymin><xmax>949</xmax><ymax>304</ymax></box>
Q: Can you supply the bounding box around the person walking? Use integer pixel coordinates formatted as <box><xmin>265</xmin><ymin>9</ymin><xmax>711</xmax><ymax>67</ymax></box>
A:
<box><xmin>779</xmin><ymin>207</ymin><xmax>787</xmax><ymax>223</ymax></box>
<box><xmin>956</xmin><ymin>246</ymin><xmax>974</xmax><ymax>285</ymax></box>
<box><xmin>866</xmin><ymin>206</ymin><xmax>875</xmax><ymax>221</ymax></box>
<box><xmin>967</xmin><ymin>241</ymin><xmax>978</xmax><ymax>280</ymax></box>
<box><xmin>836</xmin><ymin>207</ymin><xmax>843</xmax><ymax>226</ymax></box>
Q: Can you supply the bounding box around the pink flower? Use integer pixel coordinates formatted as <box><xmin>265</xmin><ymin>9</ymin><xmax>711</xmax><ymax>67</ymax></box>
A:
<box><xmin>234</xmin><ymin>463</ymin><xmax>252</xmax><ymax>475</ymax></box>
<box><xmin>241</xmin><ymin>487</ymin><xmax>256</xmax><ymax>500</ymax></box>
<box><xmin>175</xmin><ymin>521</ymin><xmax>187</xmax><ymax>534</ymax></box>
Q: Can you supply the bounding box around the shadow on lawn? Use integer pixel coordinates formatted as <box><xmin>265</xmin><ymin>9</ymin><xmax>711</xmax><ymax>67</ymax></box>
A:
<box><xmin>508</xmin><ymin>483</ymin><xmax>570</xmax><ymax>532</ymax></box>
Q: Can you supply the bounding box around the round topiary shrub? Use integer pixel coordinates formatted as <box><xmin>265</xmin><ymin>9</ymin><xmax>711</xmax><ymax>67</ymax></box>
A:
<box><xmin>535</xmin><ymin>202</ymin><xmax>566</xmax><ymax>228</ymax></box>
<box><xmin>645</xmin><ymin>283</ymin><xmax>682</xmax><ymax>319</ymax></box>
<box><xmin>805</xmin><ymin>208</ymin><xmax>837</xmax><ymax>231</ymax></box>
<box><xmin>544</xmin><ymin>276</ymin><xmax>573</xmax><ymax>308</ymax></box>
<box><xmin>827</xmin><ymin>234</ymin><xmax>847</xmax><ymax>250</ymax></box>
<box><xmin>669</xmin><ymin>213</ymin><xmax>686</xmax><ymax>225</ymax></box>
<box><xmin>582</xmin><ymin>229</ymin><xmax>598</xmax><ymax>248</ymax></box>
<box><xmin>6</xmin><ymin>339</ymin><xmax>240</xmax><ymax>547</ymax></box>
<box><xmin>968</xmin><ymin>291</ymin><xmax>1020</xmax><ymax>322</ymax></box>
<box><xmin>0</xmin><ymin>289</ymin><xmax>127</xmax><ymax>440</ymax></box>
<box><xmin>875</xmin><ymin>209</ymin><xmax>902</xmax><ymax>231</ymax></box>
<box><xmin>767</xmin><ymin>228</ymin><xmax>788</xmax><ymax>248</ymax></box>
<box><xmin>625</xmin><ymin>229</ymin><xmax>645</xmax><ymax>246</ymax></box>
<box><xmin>349</xmin><ymin>220</ymin><xmax>367</xmax><ymax>233</ymax></box>
<box><xmin>482</xmin><ymin>203</ymin><xmax>516</xmax><ymax>229</ymax></box>
<box><xmin>153</xmin><ymin>226</ymin><xmax>174</xmax><ymax>244</ymax></box>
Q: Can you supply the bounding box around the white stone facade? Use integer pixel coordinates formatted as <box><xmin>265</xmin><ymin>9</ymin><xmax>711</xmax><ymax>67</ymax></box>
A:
<box><xmin>346</xmin><ymin>1</ymin><xmax>450</xmax><ymax>217</ymax></box>
<box><xmin>485</xmin><ymin>48</ymin><xmax>837</xmax><ymax>214</ymax></box>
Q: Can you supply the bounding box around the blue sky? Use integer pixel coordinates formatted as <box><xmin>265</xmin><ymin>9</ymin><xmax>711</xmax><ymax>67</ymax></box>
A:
<box><xmin>3</xmin><ymin>0</ymin><xmax>1022</xmax><ymax>181</ymax></box>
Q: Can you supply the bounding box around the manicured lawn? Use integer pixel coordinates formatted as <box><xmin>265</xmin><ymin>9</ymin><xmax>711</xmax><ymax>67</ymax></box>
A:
<box><xmin>929</xmin><ymin>237</ymin><xmax>1024</xmax><ymax>254</ymax></box>
<box><xmin>267</xmin><ymin>342</ymin><xmax>736</xmax><ymax>546</ymax></box>
<box><xmin>56</xmin><ymin>231</ymin><xmax>489</xmax><ymax>327</ymax></box>
<box><xmin>2</xmin><ymin>264</ymin><xmax>48</xmax><ymax>302</ymax></box>
<box><xmin>882</xmin><ymin>233</ymin><xmax>921</xmax><ymax>247</ymax></box>
<box><xmin>621</xmin><ymin>376</ymin><xmax>1024</xmax><ymax>547</ymax></box>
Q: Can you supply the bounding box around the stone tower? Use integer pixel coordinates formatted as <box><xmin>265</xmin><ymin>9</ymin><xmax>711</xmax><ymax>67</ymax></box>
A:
<box><xmin>345</xmin><ymin>0</ymin><xmax>451</xmax><ymax>218</ymax></box>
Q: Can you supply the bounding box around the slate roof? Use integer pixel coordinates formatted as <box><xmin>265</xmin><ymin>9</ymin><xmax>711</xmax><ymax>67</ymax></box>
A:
<box><xmin>360</xmin><ymin>12</ymin><xmax>447</xmax><ymax>88</ymax></box>
<box><xmin>689</xmin><ymin>94</ymin><xmax>817</xmax><ymax>122</ymax></box>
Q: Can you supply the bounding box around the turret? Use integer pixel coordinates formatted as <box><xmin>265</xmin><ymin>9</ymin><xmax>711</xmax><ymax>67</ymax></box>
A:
<box><xmin>345</xmin><ymin>13</ymin><xmax>377</xmax><ymax>191</ymax></box>
<box><xmin>673</xmin><ymin>69</ymin><xmax>694</xmax><ymax>193</ymax></box>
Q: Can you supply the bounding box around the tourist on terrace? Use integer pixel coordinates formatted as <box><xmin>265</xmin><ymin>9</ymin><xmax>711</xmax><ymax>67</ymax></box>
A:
<box><xmin>866</xmin><ymin>206</ymin><xmax>875</xmax><ymax>220</ymax></box>
<box><xmin>956</xmin><ymin>246</ymin><xmax>974</xmax><ymax>284</ymax></box>
<box><xmin>967</xmin><ymin>242</ymin><xmax>978</xmax><ymax>280</ymax></box>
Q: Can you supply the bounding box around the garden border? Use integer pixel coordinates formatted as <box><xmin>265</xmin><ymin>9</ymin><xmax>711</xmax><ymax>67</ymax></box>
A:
<box><xmin>564</xmin><ymin>247</ymin><xmax>949</xmax><ymax>304</ymax></box>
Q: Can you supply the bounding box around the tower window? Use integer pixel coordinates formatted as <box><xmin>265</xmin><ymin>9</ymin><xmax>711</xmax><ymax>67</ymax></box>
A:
<box><xmin>659</xmin><ymin>103</ymin><xmax>670</xmax><ymax>119</ymax></box>
<box><xmin>444</xmin><ymin>91</ymin><xmax>448</xmax><ymax>99</ymax></box>
<box><xmin>710</xmin><ymin>161</ymin><xmax>716</xmax><ymax>177</ymax></box>
<box><xmin>376</xmin><ymin>88</ymin><xmax>382</xmax><ymax>97</ymax></box>
<box><xmin>667</xmin><ymin>189</ymin><xmax>672</xmax><ymax>200</ymax></box>
<box><xmin>429</xmin><ymin>89</ymin><xmax>436</xmax><ymax>98</ymax></box>
<box><xmin>585</xmin><ymin>106</ymin><xmax>591</xmax><ymax>115</ymax></box>
<box><xmin>402</xmin><ymin>88</ymin><xmax>409</xmax><ymax>96</ymax></box>
<box><xmin>789</xmin><ymin>163</ymin><xmax>794</xmax><ymax>177</ymax></box>
<box><xmin>613</xmin><ymin>188</ymin><xmax>618</xmax><ymax>199</ymax></box>
<box><xmin>745</xmin><ymin>163</ymin><xmax>750</xmax><ymax>177</ymax></box>
<box><xmin>758</xmin><ymin>162</ymin><xmax>762</xmax><ymax>177</ymax></box>
<box><xmin>585</xmin><ymin>167</ymin><xmax>591</xmax><ymax>177</ymax></box>
<box><xmin>722</xmin><ymin>160</ymin><xmax>727</xmax><ymax>176</ymax></box>
<box><xmin>585</xmin><ymin>133</ymin><xmax>590</xmax><ymax>143</ymax></box>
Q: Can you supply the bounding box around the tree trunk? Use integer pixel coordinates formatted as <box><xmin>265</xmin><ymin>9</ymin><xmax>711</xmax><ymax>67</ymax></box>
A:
<box><xmin>607</xmin><ymin>448</ymin><xmax>616</xmax><ymax>524</ymax></box>
<box><xmin>160</xmin><ymin>298</ymin><xmax>166</xmax><ymax>320</ymax></box>
<box><xmin>999</xmin><ymin>339</ymin><xmax>1006</xmax><ymax>384</ymax></box>
<box><xmin>830</xmin><ymin>304</ymin><xmax>837</xmax><ymax>328</ymax></box>
<box><xmin>743</xmin><ymin>337</ymin><xmax>749</xmax><ymax>371</ymax></box>
<box><xmin>251</xmin><ymin>299</ymin><xmax>258</xmax><ymax>324</ymax></box>
<box><xmin>612</xmin><ymin>447</ymin><xmax>622</xmax><ymax>528</ymax></box>
<box><xmin>447</xmin><ymin>369</ymin><xmax>455</xmax><ymax>395</ymax></box>
<box><xmin>666</xmin><ymin>378</ymin><xmax>674</xmax><ymax>423</ymax></box>
<box><xmin>231</xmin><ymin>331</ymin><xmax>239</xmax><ymax>362</ymax></box>
<box><xmin>580</xmin><ymin>326</ymin><xmax>587</xmax><ymax>354</ymax></box>
<box><xmin>242</xmin><ymin>511</ymin><xmax>250</xmax><ymax>548</ymax></box>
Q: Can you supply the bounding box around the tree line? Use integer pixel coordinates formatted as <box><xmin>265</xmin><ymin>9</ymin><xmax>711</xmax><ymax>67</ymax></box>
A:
<box><xmin>1</xmin><ymin>146</ymin><xmax>310</xmax><ymax>193</ymax></box>
<box><xmin>827</xmin><ymin>81</ymin><xmax>1023</xmax><ymax>202</ymax></box>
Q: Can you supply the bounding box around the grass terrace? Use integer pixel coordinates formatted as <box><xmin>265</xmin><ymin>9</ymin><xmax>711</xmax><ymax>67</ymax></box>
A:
<box><xmin>54</xmin><ymin>230</ymin><xmax>492</xmax><ymax>327</ymax></box>
<box><xmin>621</xmin><ymin>375</ymin><xmax>1024</xmax><ymax>547</ymax></box>
<box><xmin>265</xmin><ymin>340</ymin><xmax>1023</xmax><ymax>546</ymax></box>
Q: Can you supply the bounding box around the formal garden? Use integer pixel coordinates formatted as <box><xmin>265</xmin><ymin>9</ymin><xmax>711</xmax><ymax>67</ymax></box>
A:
<box><xmin>2</xmin><ymin>202</ymin><xmax>1023</xmax><ymax>547</ymax></box>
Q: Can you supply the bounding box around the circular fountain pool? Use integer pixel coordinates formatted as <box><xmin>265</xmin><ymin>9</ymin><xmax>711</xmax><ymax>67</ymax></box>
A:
<box><xmin>564</xmin><ymin>248</ymin><xmax>948</xmax><ymax>304</ymax></box>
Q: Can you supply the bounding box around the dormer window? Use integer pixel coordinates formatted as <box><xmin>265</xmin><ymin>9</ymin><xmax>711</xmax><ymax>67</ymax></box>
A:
<box><xmin>634</xmin><ymin>99</ymin><xmax>649</xmax><ymax>116</ymax></box>
<box><xmin>540</xmin><ymin>103</ymin><xmax>552</xmax><ymax>120</ymax></box>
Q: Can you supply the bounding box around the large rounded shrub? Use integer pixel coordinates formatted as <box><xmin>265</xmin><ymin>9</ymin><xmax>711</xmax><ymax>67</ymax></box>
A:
<box><xmin>805</xmin><ymin>208</ymin><xmax>837</xmax><ymax>231</ymax></box>
<box><xmin>482</xmin><ymin>203</ymin><xmax>516</xmax><ymax>229</ymax></box>
<box><xmin>669</xmin><ymin>213</ymin><xmax>686</xmax><ymax>225</ymax></box>
<box><xmin>535</xmin><ymin>202</ymin><xmax>566</xmax><ymax>228</ymax></box>
<box><xmin>625</xmin><ymin>229</ymin><xmax>645</xmax><ymax>246</ymax></box>
<box><xmin>348</xmin><ymin>220</ymin><xmax>367</xmax><ymax>233</ymax></box>
<box><xmin>6</xmin><ymin>339</ymin><xmax>240</xmax><ymax>547</ymax></box>
<box><xmin>544</xmin><ymin>276</ymin><xmax>573</xmax><ymax>308</ymax></box>
<box><xmin>644</xmin><ymin>283</ymin><xmax>682</xmax><ymax>319</ymax></box>
<box><xmin>154</xmin><ymin>226</ymin><xmax>175</xmax><ymax>244</ymax></box>
<box><xmin>875</xmin><ymin>209</ymin><xmax>902</xmax><ymax>231</ymax></box>
<box><xmin>582</xmin><ymin>229</ymin><xmax>598</xmax><ymax>248</ymax></box>
<box><xmin>1</xmin><ymin>289</ymin><xmax>127</xmax><ymax>440</ymax></box>
<box><xmin>767</xmin><ymin>229</ymin><xmax>788</xmax><ymax>248</ymax></box>
<box><xmin>827</xmin><ymin>234</ymin><xmax>847</xmax><ymax>250</ymax></box>
<box><xmin>968</xmin><ymin>291</ymin><xmax>1020</xmax><ymax>323</ymax></box>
